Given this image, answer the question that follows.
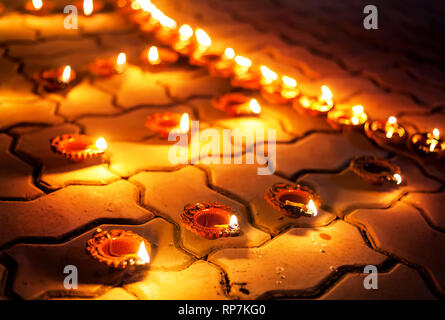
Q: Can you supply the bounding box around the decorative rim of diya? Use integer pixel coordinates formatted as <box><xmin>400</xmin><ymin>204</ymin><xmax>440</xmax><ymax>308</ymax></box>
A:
<box><xmin>88</xmin><ymin>57</ymin><xmax>123</xmax><ymax>77</ymax></box>
<box><xmin>86</xmin><ymin>229</ymin><xmax>151</xmax><ymax>269</ymax></box>
<box><xmin>145</xmin><ymin>111</ymin><xmax>185</xmax><ymax>138</ymax></box>
<box><xmin>212</xmin><ymin>93</ymin><xmax>258</xmax><ymax>116</ymax></box>
<box><xmin>293</xmin><ymin>95</ymin><xmax>334</xmax><ymax>116</ymax></box>
<box><xmin>25</xmin><ymin>0</ymin><xmax>56</xmax><ymax>14</ymax></box>
<box><xmin>327</xmin><ymin>108</ymin><xmax>368</xmax><ymax>130</ymax></box>
<box><xmin>141</xmin><ymin>47</ymin><xmax>179</xmax><ymax>68</ymax></box>
<box><xmin>33</xmin><ymin>68</ymin><xmax>77</xmax><ymax>92</ymax></box>
<box><xmin>181</xmin><ymin>202</ymin><xmax>241</xmax><ymax>240</ymax></box>
<box><xmin>364</xmin><ymin>119</ymin><xmax>407</xmax><ymax>146</ymax></box>
<box><xmin>265</xmin><ymin>183</ymin><xmax>320</xmax><ymax>217</ymax></box>
<box><xmin>261</xmin><ymin>83</ymin><xmax>298</xmax><ymax>105</ymax></box>
<box><xmin>350</xmin><ymin>156</ymin><xmax>402</xmax><ymax>185</ymax></box>
<box><xmin>230</xmin><ymin>71</ymin><xmax>262</xmax><ymax>90</ymax></box>
<box><xmin>50</xmin><ymin>134</ymin><xmax>105</xmax><ymax>161</ymax></box>
<box><xmin>189</xmin><ymin>52</ymin><xmax>222</xmax><ymax>67</ymax></box>
<box><xmin>410</xmin><ymin>132</ymin><xmax>445</xmax><ymax>158</ymax></box>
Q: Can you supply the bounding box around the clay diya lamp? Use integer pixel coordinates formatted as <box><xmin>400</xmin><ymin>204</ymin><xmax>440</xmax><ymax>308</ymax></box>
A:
<box><xmin>89</xmin><ymin>52</ymin><xmax>126</xmax><ymax>77</ymax></box>
<box><xmin>327</xmin><ymin>105</ymin><xmax>368</xmax><ymax>130</ymax></box>
<box><xmin>33</xmin><ymin>65</ymin><xmax>76</xmax><ymax>92</ymax></box>
<box><xmin>86</xmin><ymin>228</ymin><xmax>151</xmax><ymax>269</ymax></box>
<box><xmin>350</xmin><ymin>155</ymin><xmax>403</xmax><ymax>186</ymax></box>
<box><xmin>208</xmin><ymin>47</ymin><xmax>236</xmax><ymax>78</ymax></box>
<box><xmin>410</xmin><ymin>128</ymin><xmax>445</xmax><ymax>158</ymax></box>
<box><xmin>141</xmin><ymin>46</ymin><xmax>179</xmax><ymax>70</ymax></box>
<box><xmin>128</xmin><ymin>9</ymin><xmax>151</xmax><ymax>25</ymax></box>
<box><xmin>365</xmin><ymin>116</ymin><xmax>408</xmax><ymax>147</ymax></box>
<box><xmin>293</xmin><ymin>85</ymin><xmax>334</xmax><ymax>116</ymax></box>
<box><xmin>265</xmin><ymin>183</ymin><xmax>319</xmax><ymax>217</ymax></box>
<box><xmin>228</xmin><ymin>56</ymin><xmax>260</xmax><ymax>90</ymax></box>
<box><xmin>50</xmin><ymin>134</ymin><xmax>107</xmax><ymax>161</ymax></box>
<box><xmin>181</xmin><ymin>202</ymin><xmax>240</xmax><ymax>240</ymax></box>
<box><xmin>212</xmin><ymin>94</ymin><xmax>262</xmax><ymax>116</ymax></box>
<box><xmin>25</xmin><ymin>0</ymin><xmax>56</xmax><ymax>15</ymax></box>
<box><xmin>261</xmin><ymin>75</ymin><xmax>300</xmax><ymax>105</ymax></box>
<box><xmin>189</xmin><ymin>50</ymin><xmax>221</xmax><ymax>68</ymax></box>
<box><xmin>145</xmin><ymin>112</ymin><xmax>190</xmax><ymax>139</ymax></box>
<box><xmin>170</xmin><ymin>24</ymin><xmax>195</xmax><ymax>55</ymax></box>
<box><xmin>74</xmin><ymin>0</ymin><xmax>104</xmax><ymax>16</ymax></box>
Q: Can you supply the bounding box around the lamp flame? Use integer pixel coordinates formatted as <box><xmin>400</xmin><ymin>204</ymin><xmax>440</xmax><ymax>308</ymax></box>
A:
<box><xmin>282</xmin><ymin>76</ymin><xmax>297</xmax><ymax>88</ymax></box>
<box><xmin>234</xmin><ymin>56</ymin><xmax>252</xmax><ymax>68</ymax></box>
<box><xmin>307</xmin><ymin>199</ymin><xmax>318</xmax><ymax>216</ymax></box>
<box><xmin>352</xmin><ymin>105</ymin><xmax>364</xmax><ymax>115</ymax></box>
<box><xmin>386</xmin><ymin>116</ymin><xmax>397</xmax><ymax>138</ymax></box>
<box><xmin>83</xmin><ymin>0</ymin><xmax>93</xmax><ymax>16</ymax></box>
<box><xmin>61</xmin><ymin>65</ymin><xmax>71</xmax><ymax>84</ymax></box>
<box><xmin>159</xmin><ymin>15</ymin><xmax>177</xmax><ymax>29</ymax></box>
<box><xmin>249</xmin><ymin>99</ymin><xmax>261</xmax><ymax>114</ymax></box>
<box><xmin>429</xmin><ymin>128</ymin><xmax>440</xmax><ymax>152</ymax></box>
<box><xmin>179</xmin><ymin>113</ymin><xmax>190</xmax><ymax>133</ymax></box>
<box><xmin>433</xmin><ymin>128</ymin><xmax>440</xmax><ymax>139</ymax></box>
<box><xmin>321</xmin><ymin>85</ymin><xmax>333</xmax><ymax>101</ymax></box>
<box><xmin>229</xmin><ymin>215</ymin><xmax>239</xmax><ymax>229</ymax></box>
<box><xmin>95</xmin><ymin>137</ymin><xmax>107</xmax><ymax>150</ymax></box>
<box><xmin>137</xmin><ymin>241</ymin><xmax>150</xmax><ymax>264</ymax></box>
<box><xmin>224</xmin><ymin>47</ymin><xmax>235</xmax><ymax>60</ymax></box>
<box><xmin>393</xmin><ymin>173</ymin><xmax>402</xmax><ymax>185</ymax></box>
<box><xmin>260</xmin><ymin>65</ymin><xmax>278</xmax><ymax>83</ymax></box>
<box><xmin>32</xmin><ymin>0</ymin><xmax>43</xmax><ymax>10</ymax></box>
<box><xmin>148</xmin><ymin>46</ymin><xmax>161</xmax><ymax>64</ymax></box>
<box><xmin>117</xmin><ymin>52</ymin><xmax>126</xmax><ymax>66</ymax></box>
<box><xmin>179</xmin><ymin>24</ymin><xmax>193</xmax><ymax>41</ymax></box>
<box><xmin>195</xmin><ymin>28</ymin><xmax>212</xmax><ymax>47</ymax></box>
<box><xmin>388</xmin><ymin>116</ymin><xmax>397</xmax><ymax>125</ymax></box>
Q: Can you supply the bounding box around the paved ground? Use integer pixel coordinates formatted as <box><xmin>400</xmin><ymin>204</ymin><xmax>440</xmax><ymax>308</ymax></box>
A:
<box><xmin>0</xmin><ymin>0</ymin><xmax>444</xmax><ymax>300</ymax></box>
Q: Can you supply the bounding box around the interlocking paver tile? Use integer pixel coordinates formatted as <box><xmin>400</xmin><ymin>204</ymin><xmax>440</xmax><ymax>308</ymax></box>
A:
<box><xmin>130</xmin><ymin>166</ymin><xmax>271</xmax><ymax>257</ymax></box>
<box><xmin>320</xmin><ymin>264</ymin><xmax>436</xmax><ymax>300</ymax></box>
<box><xmin>300</xmin><ymin>156</ymin><xmax>441</xmax><ymax>216</ymax></box>
<box><xmin>5</xmin><ymin>217</ymin><xmax>190</xmax><ymax>299</ymax></box>
<box><xmin>0</xmin><ymin>50</ymin><xmax>35</xmax><ymax>99</ymax></box>
<box><xmin>0</xmin><ymin>134</ymin><xmax>42</xmax><ymax>199</ymax></box>
<box><xmin>11</xmin><ymin>124</ymin><xmax>119</xmax><ymax>189</ymax></box>
<box><xmin>125</xmin><ymin>261</ymin><xmax>227</xmax><ymax>300</ymax></box>
<box><xmin>400</xmin><ymin>111</ymin><xmax>445</xmax><ymax>134</ymax></box>
<box><xmin>404</xmin><ymin>191</ymin><xmax>445</xmax><ymax>231</ymax></box>
<box><xmin>209</xmin><ymin>221</ymin><xmax>386</xmax><ymax>299</ymax></box>
<box><xmin>347</xmin><ymin>203</ymin><xmax>445</xmax><ymax>296</ymax></box>
<box><xmin>0</xmin><ymin>180</ymin><xmax>153</xmax><ymax>248</ymax></box>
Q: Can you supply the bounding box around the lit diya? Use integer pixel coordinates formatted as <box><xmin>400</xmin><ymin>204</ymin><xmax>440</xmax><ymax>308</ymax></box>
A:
<box><xmin>33</xmin><ymin>65</ymin><xmax>76</xmax><ymax>92</ymax></box>
<box><xmin>171</xmin><ymin>24</ymin><xmax>194</xmax><ymax>55</ymax></box>
<box><xmin>261</xmin><ymin>75</ymin><xmax>300</xmax><ymax>105</ymax></box>
<box><xmin>212</xmin><ymin>94</ymin><xmax>261</xmax><ymax>116</ymax></box>
<box><xmin>410</xmin><ymin>128</ymin><xmax>445</xmax><ymax>158</ymax></box>
<box><xmin>141</xmin><ymin>46</ymin><xmax>179</xmax><ymax>69</ymax></box>
<box><xmin>181</xmin><ymin>202</ymin><xmax>240</xmax><ymax>240</ymax></box>
<box><xmin>74</xmin><ymin>0</ymin><xmax>104</xmax><ymax>16</ymax></box>
<box><xmin>89</xmin><ymin>52</ymin><xmax>126</xmax><ymax>77</ymax></box>
<box><xmin>145</xmin><ymin>112</ymin><xmax>190</xmax><ymax>138</ymax></box>
<box><xmin>350</xmin><ymin>156</ymin><xmax>403</xmax><ymax>186</ymax></box>
<box><xmin>86</xmin><ymin>229</ymin><xmax>151</xmax><ymax>269</ymax></box>
<box><xmin>327</xmin><ymin>104</ymin><xmax>368</xmax><ymax>130</ymax></box>
<box><xmin>294</xmin><ymin>85</ymin><xmax>334</xmax><ymax>116</ymax></box>
<box><xmin>230</xmin><ymin>57</ymin><xmax>261</xmax><ymax>90</ymax></box>
<box><xmin>265</xmin><ymin>183</ymin><xmax>319</xmax><ymax>217</ymax></box>
<box><xmin>365</xmin><ymin>116</ymin><xmax>407</xmax><ymax>146</ymax></box>
<box><xmin>25</xmin><ymin>0</ymin><xmax>55</xmax><ymax>15</ymax></box>
<box><xmin>189</xmin><ymin>28</ymin><xmax>212</xmax><ymax>57</ymax></box>
<box><xmin>50</xmin><ymin>134</ymin><xmax>107</xmax><ymax>161</ymax></box>
<box><xmin>208</xmin><ymin>47</ymin><xmax>236</xmax><ymax>78</ymax></box>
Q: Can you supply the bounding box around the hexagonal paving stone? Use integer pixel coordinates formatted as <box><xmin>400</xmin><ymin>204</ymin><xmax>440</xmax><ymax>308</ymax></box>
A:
<box><xmin>0</xmin><ymin>180</ymin><xmax>153</xmax><ymax>248</ymax></box>
<box><xmin>0</xmin><ymin>50</ymin><xmax>35</xmax><ymax>100</ymax></box>
<box><xmin>404</xmin><ymin>191</ymin><xmax>445</xmax><ymax>231</ymax></box>
<box><xmin>199</xmin><ymin>153</ymin><xmax>336</xmax><ymax>235</ymax></box>
<box><xmin>209</xmin><ymin>220</ymin><xmax>387</xmax><ymax>299</ymax></box>
<box><xmin>12</xmin><ymin>124</ymin><xmax>119</xmax><ymax>189</ymax></box>
<box><xmin>130</xmin><ymin>166</ymin><xmax>271</xmax><ymax>257</ymax></box>
<box><xmin>0</xmin><ymin>134</ymin><xmax>42</xmax><ymax>200</ymax></box>
<box><xmin>5</xmin><ymin>218</ymin><xmax>191</xmax><ymax>299</ymax></box>
<box><xmin>125</xmin><ymin>261</ymin><xmax>227</xmax><ymax>300</ymax></box>
<box><xmin>347</xmin><ymin>203</ymin><xmax>445</xmax><ymax>295</ymax></box>
<box><xmin>320</xmin><ymin>264</ymin><xmax>436</xmax><ymax>300</ymax></box>
<box><xmin>300</xmin><ymin>156</ymin><xmax>441</xmax><ymax>216</ymax></box>
<box><xmin>273</xmin><ymin>132</ymin><xmax>387</xmax><ymax>178</ymax></box>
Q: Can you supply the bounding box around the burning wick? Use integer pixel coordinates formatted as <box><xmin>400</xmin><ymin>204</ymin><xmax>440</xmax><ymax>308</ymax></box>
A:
<box><xmin>95</xmin><ymin>137</ymin><xmax>107</xmax><ymax>151</ymax></box>
<box><xmin>214</xmin><ymin>215</ymin><xmax>239</xmax><ymax>229</ymax></box>
<box><xmin>158</xmin><ymin>15</ymin><xmax>176</xmax><ymax>30</ymax></box>
<box><xmin>179</xmin><ymin>113</ymin><xmax>190</xmax><ymax>133</ymax></box>
<box><xmin>393</xmin><ymin>173</ymin><xmax>402</xmax><ymax>185</ymax></box>
<box><xmin>32</xmin><ymin>0</ymin><xmax>43</xmax><ymax>10</ymax></box>
<box><xmin>351</xmin><ymin>105</ymin><xmax>365</xmax><ymax>125</ymax></box>
<box><xmin>260</xmin><ymin>65</ymin><xmax>278</xmax><ymax>85</ymax></box>
<box><xmin>60</xmin><ymin>65</ymin><xmax>72</xmax><ymax>84</ymax></box>
<box><xmin>385</xmin><ymin>116</ymin><xmax>398</xmax><ymax>138</ymax></box>
<box><xmin>427</xmin><ymin>128</ymin><xmax>440</xmax><ymax>152</ymax></box>
<box><xmin>320</xmin><ymin>86</ymin><xmax>333</xmax><ymax>104</ymax></box>
<box><xmin>83</xmin><ymin>0</ymin><xmax>93</xmax><ymax>16</ymax></box>
<box><xmin>234</xmin><ymin>56</ymin><xmax>252</xmax><ymax>76</ymax></box>
<box><xmin>148</xmin><ymin>46</ymin><xmax>161</xmax><ymax>65</ymax></box>
<box><xmin>178</xmin><ymin>24</ymin><xmax>193</xmax><ymax>42</ymax></box>
<box><xmin>137</xmin><ymin>241</ymin><xmax>150</xmax><ymax>264</ymax></box>
<box><xmin>116</xmin><ymin>52</ymin><xmax>126</xmax><ymax>69</ymax></box>
<box><xmin>249</xmin><ymin>99</ymin><xmax>262</xmax><ymax>114</ymax></box>
<box><xmin>307</xmin><ymin>199</ymin><xmax>318</xmax><ymax>216</ymax></box>
<box><xmin>195</xmin><ymin>28</ymin><xmax>212</xmax><ymax>53</ymax></box>
<box><xmin>223</xmin><ymin>47</ymin><xmax>235</xmax><ymax>60</ymax></box>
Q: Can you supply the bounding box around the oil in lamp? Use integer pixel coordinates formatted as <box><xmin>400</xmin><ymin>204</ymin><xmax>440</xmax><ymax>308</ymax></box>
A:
<box><xmin>50</xmin><ymin>134</ymin><xmax>107</xmax><ymax>161</ymax></box>
<box><xmin>327</xmin><ymin>104</ymin><xmax>368</xmax><ymax>130</ymax></box>
<box><xmin>350</xmin><ymin>156</ymin><xmax>403</xmax><ymax>186</ymax></box>
<box><xmin>86</xmin><ymin>228</ymin><xmax>151</xmax><ymax>269</ymax></box>
<box><xmin>208</xmin><ymin>47</ymin><xmax>236</xmax><ymax>78</ymax></box>
<box><xmin>33</xmin><ymin>65</ymin><xmax>76</xmax><ymax>92</ymax></box>
<box><xmin>142</xmin><ymin>46</ymin><xmax>179</xmax><ymax>69</ymax></box>
<box><xmin>89</xmin><ymin>52</ymin><xmax>126</xmax><ymax>77</ymax></box>
<box><xmin>181</xmin><ymin>202</ymin><xmax>241</xmax><ymax>240</ymax></box>
<box><xmin>231</xmin><ymin>56</ymin><xmax>261</xmax><ymax>90</ymax></box>
<box><xmin>25</xmin><ymin>0</ymin><xmax>55</xmax><ymax>15</ymax></box>
<box><xmin>294</xmin><ymin>85</ymin><xmax>334</xmax><ymax>116</ymax></box>
<box><xmin>145</xmin><ymin>112</ymin><xmax>190</xmax><ymax>138</ymax></box>
<box><xmin>411</xmin><ymin>128</ymin><xmax>445</xmax><ymax>157</ymax></box>
<box><xmin>265</xmin><ymin>183</ymin><xmax>320</xmax><ymax>217</ymax></box>
<box><xmin>261</xmin><ymin>75</ymin><xmax>299</xmax><ymax>105</ymax></box>
<box><xmin>365</xmin><ymin>116</ymin><xmax>407</xmax><ymax>147</ymax></box>
<box><xmin>212</xmin><ymin>94</ymin><xmax>262</xmax><ymax>116</ymax></box>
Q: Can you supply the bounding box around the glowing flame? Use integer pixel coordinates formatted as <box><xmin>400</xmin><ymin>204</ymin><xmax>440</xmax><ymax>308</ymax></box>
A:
<box><xmin>260</xmin><ymin>65</ymin><xmax>278</xmax><ymax>83</ymax></box>
<box><xmin>229</xmin><ymin>215</ymin><xmax>239</xmax><ymax>229</ymax></box>
<box><xmin>282</xmin><ymin>76</ymin><xmax>297</xmax><ymax>88</ymax></box>
<box><xmin>137</xmin><ymin>241</ymin><xmax>150</xmax><ymax>264</ymax></box>
<box><xmin>388</xmin><ymin>116</ymin><xmax>397</xmax><ymax>125</ymax></box>
<box><xmin>179</xmin><ymin>113</ymin><xmax>190</xmax><ymax>133</ymax></box>
<box><xmin>61</xmin><ymin>65</ymin><xmax>71</xmax><ymax>84</ymax></box>
<box><xmin>95</xmin><ymin>137</ymin><xmax>107</xmax><ymax>150</ymax></box>
<box><xmin>195</xmin><ymin>28</ymin><xmax>212</xmax><ymax>47</ymax></box>
<box><xmin>117</xmin><ymin>52</ymin><xmax>126</xmax><ymax>66</ymax></box>
<box><xmin>393</xmin><ymin>173</ymin><xmax>402</xmax><ymax>185</ymax></box>
<box><xmin>321</xmin><ymin>85</ymin><xmax>333</xmax><ymax>101</ymax></box>
<box><xmin>433</xmin><ymin>128</ymin><xmax>440</xmax><ymax>138</ymax></box>
<box><xmin>32</xmin><ymin>0</ymin><xmax>43</xmax><ymax>10</ymax></box>
<box><xmin>249</xmin><ymin>99</ymin><xmax>261</xmax><ymax>114</ymax></box>
<box><xmin>352</xmin><ymin>105</ymin><xmax>364</xmax><ymax>115</ymax></box>
<box><xmin>234</xmin><ymin>56</ymin><xmax>252</xmax><ymax>68</ymax></box>
<box><xmin>179</xmin><ymin>24</ymin><xmax>193</xmax><ymax>41</ymax></box>
<box><xmin>224</xmin><ymin>47</ymin><xmax>235</xmax><ymax>60</ymax></box>
<box><xmin>307</xmin><ymin>199</ymin><xmax>318</xmax><ymax>216</ymax></box>
<box><xmin>159</xmin><ymin>15</ymin><xmax>177</xmax><ymax>29</ymax></box>
<box><xmin>83</xmin><ymin>0</ymin><xmax>93</xmax><ymax>16</ymax></box>
<box><xmin>137</xmin><ymin>0</ymin><xmax>155</xmax><ymax>12</ymax></box>
<box><xmin>386</xmin><ymin>116</ymin><xmax>397</xmax><ymax>138</ymax></box>
<box><xmin>148</xmin><ymin>46</ymin><xmax>161</xmax><ymax>64</ymax></box>
<box><xmin>429</xmin><ymin>128</ymin><xmax>440</xmax><ymax>152</ymax></box>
